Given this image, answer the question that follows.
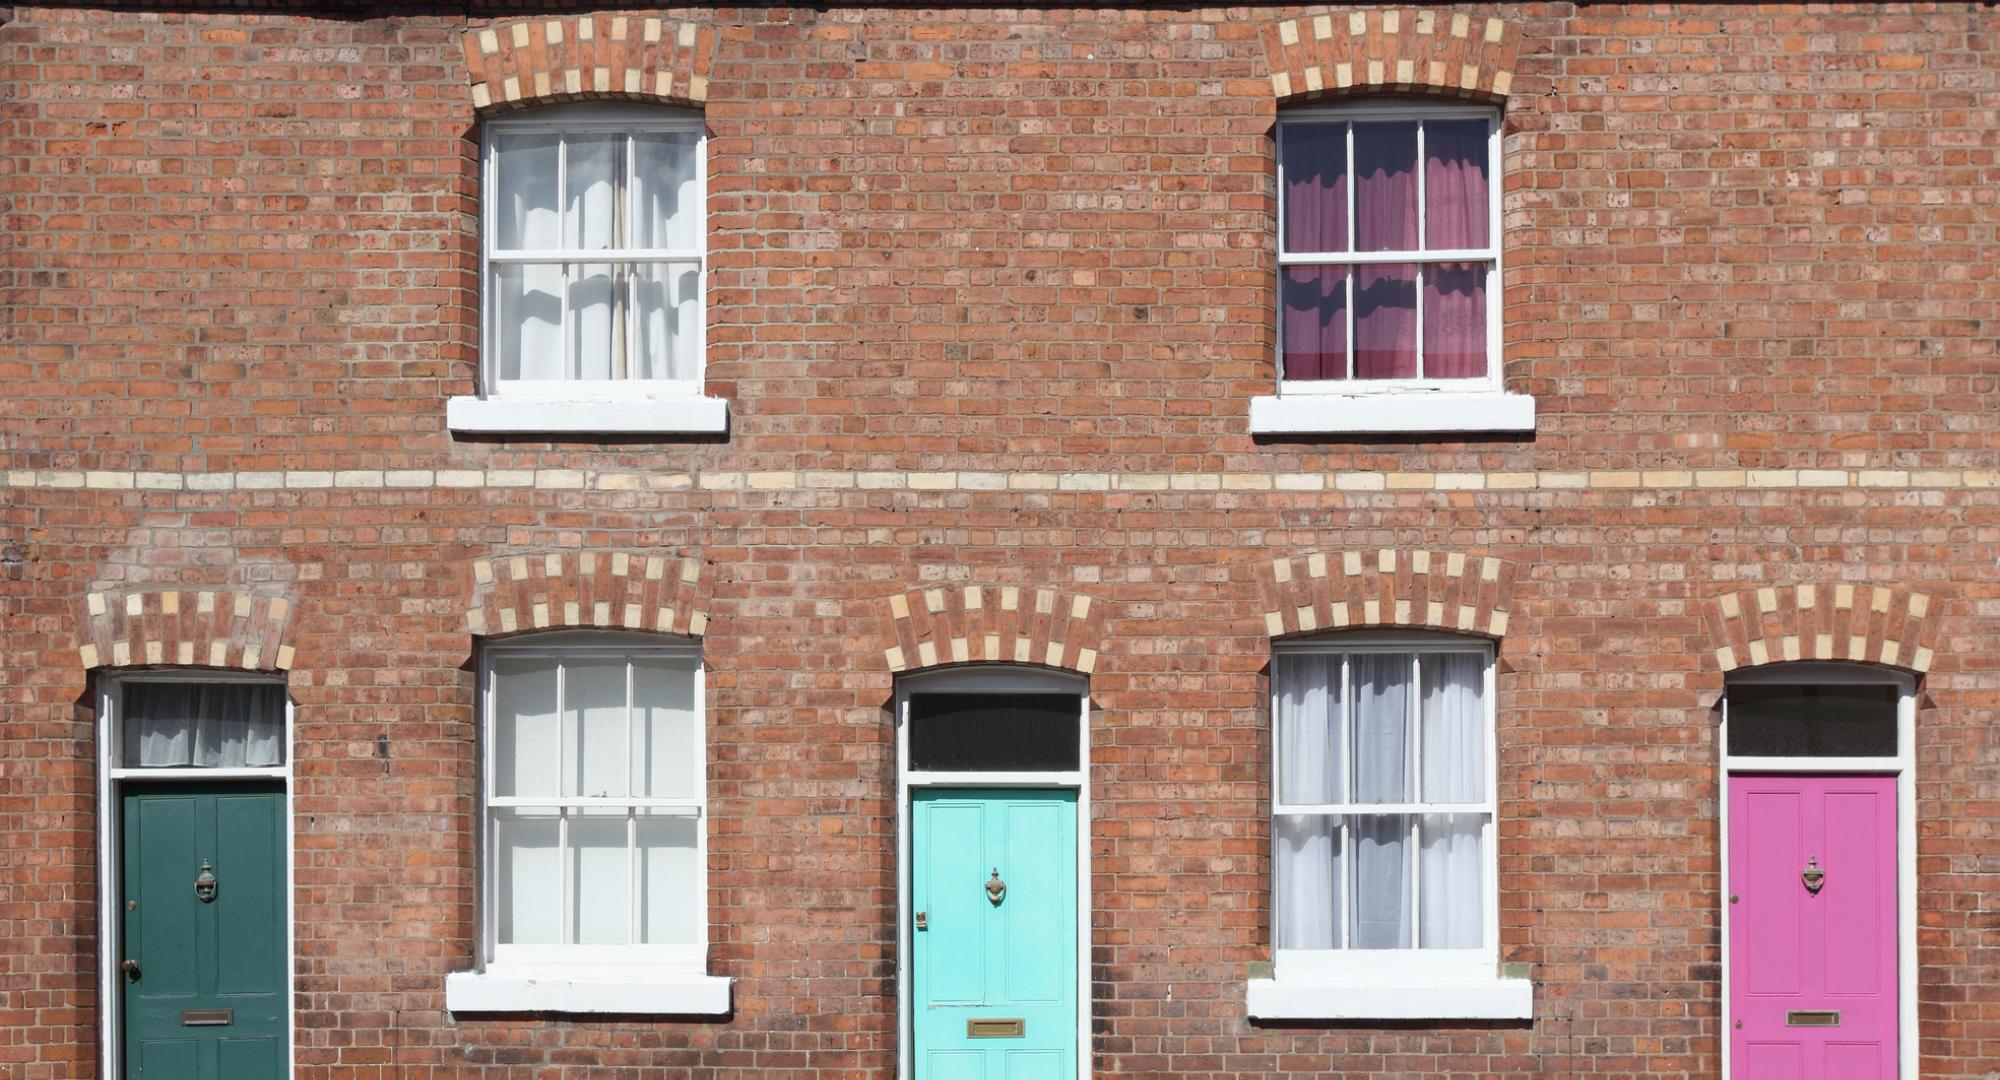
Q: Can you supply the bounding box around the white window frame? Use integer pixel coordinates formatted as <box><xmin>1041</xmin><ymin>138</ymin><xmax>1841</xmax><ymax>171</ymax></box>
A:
<box><xmin>1252</xmin><ymin>100</ymin><xmax>1533</xmax><ymax>434</ymax></box>
<box><xmin>1718</xmin><ymin>662</ymin><xmax>1917</xmax><ymax>1080</ymax></box>
<box><xmin>1248</xmin><ymin>633</ymin><xmax>1530</xmax><ymax>1020</ymax></box>
<box><xmin>450</xmin><ymin>102</ymin><xmax>726</xmax><ymax>435</ymax></box>
<box><xmin>445</xmin><ymin>630</ymin><xmax>729</xmax><ymax>1015</ymax></box>
<box><xmin>95</xmin><ymin>670</ymin><xmax>296</xmax><ymax>1080</ymax></box>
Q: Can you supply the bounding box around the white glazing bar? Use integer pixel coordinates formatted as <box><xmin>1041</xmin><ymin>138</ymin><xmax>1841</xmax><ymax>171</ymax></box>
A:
<box><xmin>489</xmin><ymin>796</ymin><xmax>701</xmax><ymax>810</ymax></box>
<box><xmin>1414</xmin><ymin>121</ymin><xmax>1427</xmax><ymax>377</ymax></box>
<box><xmin>556</xmin><ymin>133</ymin><xmax>571</xmax><ymax>382</ymax></box>
<box><xmin>556</xmin><ymin>659</ymin><xmax>570</xmax><ymax>944</ymax></box>
<box><xmin>1278</xmin><ymin>249</ymin><xmax>1495</xmax><ymax>266</ymax></box>
<box><xmin>1274</xmin><ymin>802</ymin><xmax>1490</xmax><ymax>816</ymax></box>
<box><xmin>1408</xmin><ymin>653</ymin><xmax>1422</xmax><ymax>946</ymax></box>
<box><xmin>1345</xmin><ymin>121</ymin><xmax>1357</xmax><ymax>379</ymax></box>
<box><xmin>1275</xmin><ymin>122</ymin><xmax>1287</xmax><ymax>381</ymax></box>
<box><xmin>490</xmin><ymin>249</ymin><xmax>705</xmax><ymax>263</ymax></box>
<box><xmin>1337</xmin><ymin>654</ymin><xmax>1351</xmax><ymax>948</ymax></box>
<box><xmin>626</xmin><ymin>659</ymin><xmax>638</xmax><ymax>945</ymax></box>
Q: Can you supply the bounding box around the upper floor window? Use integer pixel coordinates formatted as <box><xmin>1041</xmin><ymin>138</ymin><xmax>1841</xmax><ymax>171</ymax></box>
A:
<box><xmin>1279</xmin><ymin>103</ymin><xmax>1498</xmax><ymax>389</ymax></box>
<box><xmin>1271</xmin><ymin>637</ymin><xmax>1495</xmax><ymax>960</ymax></box>
<box><xmin>452</xmin><ymin>104</ymin><xmax>724</xmax><ymax>435</ymax></box>
<box><xmin>1253</xmin><ymin>103</ymin><xmax>1531</xmax><ymax>435</ymax></box>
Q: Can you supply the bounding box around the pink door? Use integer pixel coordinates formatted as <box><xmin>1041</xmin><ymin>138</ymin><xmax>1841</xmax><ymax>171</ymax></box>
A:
<box><xmin>1729</xmin><ymin>775</ymin><xmax>1898</xmax><ymax>1080</ymax></box>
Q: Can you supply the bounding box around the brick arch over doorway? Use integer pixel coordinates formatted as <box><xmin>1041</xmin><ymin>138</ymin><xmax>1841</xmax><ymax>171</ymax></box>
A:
<box><xmin>1706</xmin><ymin>584</ymin><xmax>1941</xmax><ymax>674</ymax></box>
<box><xmin>870</xmin><ymin>585</ymin><xmax>1107</xmax><ymax>675</ymax></box>
<box><xmin>77</xmin><ymin>588</ymin><xmax>299</xmax><ymax>672</ymax></box>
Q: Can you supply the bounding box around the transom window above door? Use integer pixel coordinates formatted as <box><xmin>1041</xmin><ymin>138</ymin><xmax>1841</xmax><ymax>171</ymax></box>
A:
<box><xmin>1252</xmin><ymin>102</ymin><xmax>1534</xmax><ymax>435</ymax></box>
<box><xmin>449</xmin><ymin>103</ymin><xmax>726</xmax><ymax>436</ymax></box>
<box><xmin>118</xmin><ymin>680</ymin><xmax>286</xmax><ymax>770</ymax></box>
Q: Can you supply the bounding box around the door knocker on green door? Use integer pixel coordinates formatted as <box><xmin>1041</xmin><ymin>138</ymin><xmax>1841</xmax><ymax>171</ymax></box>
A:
<box><xmin>194</xmin><ymin>859</ymin><xmax>219</xmax><ymax>903</ymax></box>
<box><xmin>985</xmin><ymin>868</ymin><xmax>1006</xmax><ymax>905</ymax></box>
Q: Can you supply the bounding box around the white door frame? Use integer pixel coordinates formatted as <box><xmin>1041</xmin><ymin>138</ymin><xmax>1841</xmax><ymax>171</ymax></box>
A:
<box><xmin>1718</xmin><ymin>661</ymin><xmax>1916</xmax><ymax>1080</ymax></box>
<box><xmin>894</xmin><ymin>665</ymin><xmax>1090</xmax><ymax>1080</ymax></box>
<box><xmin>95</xmin><ymin>671</ymin><xmax>296</xmax><ymax>1080</ymax></box>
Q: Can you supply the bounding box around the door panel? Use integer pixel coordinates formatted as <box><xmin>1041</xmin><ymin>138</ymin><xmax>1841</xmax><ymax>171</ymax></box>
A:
<box><xmin>1729</xmin><ymin>775</ymin><xmax>1896</xmax><ymax>1080</ymax></box>
<box><xmin>913</xmin><ymin>789</ymin><xmax>1076</xmax><ymax>1080</ymax></box>
<box><xmin>122</xmin><ymin>782</ymin><xmax>287</xmax><ymax>1080</ymax></box>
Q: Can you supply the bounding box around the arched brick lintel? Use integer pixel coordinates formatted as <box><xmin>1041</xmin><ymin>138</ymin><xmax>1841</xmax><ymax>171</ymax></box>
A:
<box><xmin>1259</xmin><ymin>549</ymin><xmax>1516</xmax><ymax>640</ymax></box>
<box><xmin>874</xmin><ymin>585</ymin><xmax>1107</xmax><ymax>675</ymax></box>
<box><xmin>79</xmin><ymin>589</ymin><xmax>298</xmax><ymax>672</ymax></box>
<box><xmin>462</xmin><ymin>15</ymin><xmax>716</xmax><ymax>112</ymax></box>
<box><xmin>1262</xmin><ymin>9</ymin><xmax>1521</xmax><ymax>105</ymax></box>
<box><xmin>467</xmin><ymin>550</ymin><xmax>711</xmax><ymax>641</ymax></box>
<box><xmin>1707</xmin><ymin>585</ymin><xmax>1940</xmax><ymax>674</ymax></box>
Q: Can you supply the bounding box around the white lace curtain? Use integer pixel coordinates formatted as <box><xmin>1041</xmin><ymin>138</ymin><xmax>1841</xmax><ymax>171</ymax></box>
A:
<box><xmin>122</xmin><ymin>682</ymin><xmax>285</xmax><ymax>768</ymax></box>
<box><xmin>1274</xmin><ymin>650</ymin><xmax>1486</xmax><ymax>951</ymax></box>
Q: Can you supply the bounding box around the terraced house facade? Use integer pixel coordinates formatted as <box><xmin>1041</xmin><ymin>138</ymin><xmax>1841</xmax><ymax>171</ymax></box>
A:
<box><xmin>2</xmin><ymin>2</ymin><xmax>1996</xmax><ymax>1078</ymax></box>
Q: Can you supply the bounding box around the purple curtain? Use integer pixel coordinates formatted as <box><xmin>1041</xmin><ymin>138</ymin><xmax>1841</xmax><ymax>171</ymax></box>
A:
<box><xmin>1282</xmin><ymin>123</ymin><xmax>1347</xmax><ymax>255</ymax></box>
<box><xmin>1424</xmin><ymin>119</ymin><xmax>1489</xmax><ymax>250</ymax></box>
<box><xmin>1282</xmin><ymin>267</ymin><xmax>1347</xmax><ymax>380</ymax></box>
<box><xmin>1355</xmin><ymin>122</ymin><xmax>1416</xmax><ymax>252</ymax></box>
<box><xmin>1422</xmin><ymin>120</ymin><xmax>1489</xmax><ymax>378</ymax></box>
<box><xmin>1422</xmin><ymin>264</ymin><xmax>1487</xmax><ymax>378</ymax></box>
<box><xmin>1354</xmin><ymin>264</ymin><xmax>1416</xmax><ymax>379</ymax></box>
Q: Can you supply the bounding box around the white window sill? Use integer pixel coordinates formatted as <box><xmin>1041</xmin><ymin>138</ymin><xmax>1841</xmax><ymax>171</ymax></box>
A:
<box><xmin>1247</xmin><ymin>972</ymin><xmax>1532</xmax><ymax>1021</ymax></box>
<box><xmin>446</xmin><ymin>395</ymin><xmax>728</xmax><ymax>436</ymax></box>
<box><xmin>445</xmin><ymin>966</ymin><xmax>732</xmax><ymax>1015</ymax></box>
<box><xmin>1249</xmin><ymin>392</ymin><xmax>1536</xmax><ymax>435</ymax></box>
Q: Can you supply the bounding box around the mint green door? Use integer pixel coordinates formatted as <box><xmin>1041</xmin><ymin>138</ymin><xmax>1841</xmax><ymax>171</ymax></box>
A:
<box><xmin>120</xmin><ymin>783</ymin><xmax>286</xmax><ymax>1080</ymax></box>
<box><xmin>912</xmin><ymin>789</ymin><xmax>1077</xmax><ymax>1080</ymax></box>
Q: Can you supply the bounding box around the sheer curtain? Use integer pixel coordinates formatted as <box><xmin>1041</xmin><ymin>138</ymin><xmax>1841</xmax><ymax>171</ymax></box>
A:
<box><xmin>122</xmin><ymin>682</ymin><xmax>284</xmax><ymax>768</ymax></box>
<box><xmin>1419</xmin><ymin>653</ymin><xmax>1485</xmax><ymax>947</ymax></box>
<box><xmin>1350</xmin><ymin>654</ymin><xmax>1412</xmax><ymax>948</ymax></box>
<box><xmin>1274</xmin><ymin>655</ymin><xmax>1341</xmax><ymax>948</ymax></box>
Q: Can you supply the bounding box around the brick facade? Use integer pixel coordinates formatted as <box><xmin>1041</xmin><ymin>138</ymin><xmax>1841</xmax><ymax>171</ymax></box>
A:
<box><xmin>3</xmin><ymin>2</ymin><xmax>1998</xmax><ymax>1077</ymax></box>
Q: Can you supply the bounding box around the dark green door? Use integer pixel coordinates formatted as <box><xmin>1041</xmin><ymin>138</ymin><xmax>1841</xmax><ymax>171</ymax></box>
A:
<box><xmin>120</xmin><ymin>782</ymin><xmax>286</xmax><ymax>1080</ymax></box>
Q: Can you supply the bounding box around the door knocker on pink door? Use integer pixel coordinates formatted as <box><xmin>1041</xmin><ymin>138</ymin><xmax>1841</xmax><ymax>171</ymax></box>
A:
<box><xmin>1800</xmin><ymin>856</ymin><xmax>1825</xmax><ymax>895</ymax></box>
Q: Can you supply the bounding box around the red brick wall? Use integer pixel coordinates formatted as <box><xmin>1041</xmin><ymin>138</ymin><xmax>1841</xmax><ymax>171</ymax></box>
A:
<box><xmin>3</xmin><ymin>3</ymin><xmax>1998</xmax><ymax>1077</ymax></box>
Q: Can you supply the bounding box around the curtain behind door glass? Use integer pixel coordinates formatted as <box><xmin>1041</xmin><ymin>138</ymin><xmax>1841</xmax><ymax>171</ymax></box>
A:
<box><xmin>122</xmin><ymin>682</ymin><xmax>285</xmax><ymax>767</ymax></box>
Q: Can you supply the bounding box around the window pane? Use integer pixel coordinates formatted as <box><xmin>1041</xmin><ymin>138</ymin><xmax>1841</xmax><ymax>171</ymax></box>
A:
<box><xmin>493</xmin><ymin>657</ymin><xmax>560</xmax><ymax>797</ymax></box>
<box><xmin>1354</xmin><ymin>121</ymin><xmax>1417</xmax><ymax>252</ymax></box>
<box><xmin>568</xmin><ymin>812</ymin><xmax>629</xmax><ymax>945</ymax></box>
<box><xmin>494</xmin><ymin>263</ymin><xmax>565</xmax><ymax>381</ymax></box>
<box><xmin>493</xmin><ymin>133</ymin><xmax>559</xmax><ymax>251</ymax></box>
<box><xmin>1419</xmin><ymin>652</ymin><xmax>1486</xmax><ymax>802</ymax></box>
<box><xmin>633</xmin><ymin>656</ymin><xmax>700</xmax><ymax>799</ymax></box>
<box><xmin>1351</xmin><ymin>654</ymin><xmax>1412</xmax><ymax>803</ymax></box>
<box><xmin>1424</xmin><ymin>118</ymin><xmax>1489</xmax><ymax>250</ymax></box>
<box><xmin>1353</xmin><ymin>264</ymin><xmax>1417</xmax><ymax>379</ymax></box>
<box><xmin>1280</xmin><ymin>266</ymin><xmax>1347</xmax><ymax>381</ymax></box>
<box><xmin>638</xmin><ymin>812</ymin><xmax>701</xmax><ymax>945</ymax></box>
<box><xmin>1350</xmin><ymin>814</ymin><xmax>1412</xmax><ymax>948</ymax></box>
<box><xmin>567</xmin><ymin>262</ymin><xmax>617</xmax><ymax>381</ymax></box>
<box><xmin>1418</xmin><ymin>813</ymin><xmax>1483</xmax><ymax>948</ymax></box>
<box><xmin>1726</xmin><ymin>683</ymin><xmax>1899</xmax><ymax>758</ymax></box>
<box><xmin>563</xmin><ymin>659</ymin><xmax>628</xmax><ymax>798</ymax></box>
<box><xmin>564</xmin><ymin>133</ymin><xmax>620</xmax><ymax>251</ymax></box>
<box><xmin>121</xmin><ymin>682</ymin><xmax>284</xmax><ymax>768</ymax></box>
<box><xmin>634</xmin><ymin>261</ymin><xmax>701</xmax><ymax>380</ymax></box>
<box><xmin>633</xmin><ymin>130</ymin><xmax>701</xmax><ymax>251</ymax></box>
<box><xmin>1280</xmin><ymin>122</ymin><xmax>1347</xmax><ymax>254</ymax></box>
<box><xmin>1274</xmin><ymin>815</ymin><xmax>1341</xmax><ymax>949</ymax></box>
<box><xmin>908</xmin><ymin>693</ymin><xmax>1081</xmax><ymax>772</ymax></box>
<box><xmin>1275</xmin><ymin>654</ymin><xmax>1342</xmax><ymax>804</ymax></box>
<box><xmin>1421</xmin><ymin>263</ymin><xmax>1488</xmax><ymax>379</ymax></box>
<box><xmin>495</xmin><ymin>810</ymin><xmax>560</xmax><ymax>945</ymax></box>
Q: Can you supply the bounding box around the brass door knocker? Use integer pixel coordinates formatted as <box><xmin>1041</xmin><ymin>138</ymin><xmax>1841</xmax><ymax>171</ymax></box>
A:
<box><xmin>985</xmin><ymin>868</ymin><xmax>1006</xmax><ymax>905</ymax></box>
<box><xmin>1801</xmin><ymin>856</ymin><xmax>1825</xmax><ymax>895</ymax></box>
<box><xmin>194</xmin><ymin>860</ymin><xmax>218</xmax><ymax>903</ymax></box>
